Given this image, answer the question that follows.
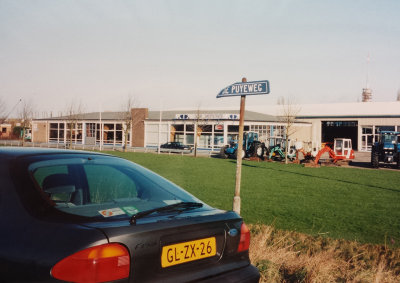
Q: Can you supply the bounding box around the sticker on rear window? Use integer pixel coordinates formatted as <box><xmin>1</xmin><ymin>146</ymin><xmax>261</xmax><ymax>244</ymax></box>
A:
<box><xmin>121</xmin><ymin>206</ymin><xmax>139</xmax><ymax>216</ymax></box>
<box><xmin>99</xmin><ymin>208</ymin><xmax>126</xmax><ymax>217</ymax></box>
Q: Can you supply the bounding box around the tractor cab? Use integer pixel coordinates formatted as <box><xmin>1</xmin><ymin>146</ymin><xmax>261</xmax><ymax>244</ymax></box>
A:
<box><xmin>378</xmin><ymin>131</ymin><xmax>400</xmax><ymax>151</ymax></box>
<box><xmin>333</xmin><ymin>138</ymin><xmax>354</xmax><ymax>159</ymax></box>
<box><xmin>243</xmin><ymin>132</ymin><xmax>259</xmax><ymax>150</ymax></box>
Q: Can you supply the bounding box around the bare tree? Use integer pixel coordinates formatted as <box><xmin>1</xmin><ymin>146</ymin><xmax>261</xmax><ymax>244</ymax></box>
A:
<box><xmin>120</xmin><ymin>96</ymin><xmax>138</xmax><ymax>152</ymax></box>
<box><xmin>0</xmin><ymin>98</ymin><xmax>6</xmax><ymax>139</ymax></box>
<box><xmin>65</xmin><ymin>101</ymin><xmax>84</xmax><ymax>149</ymax></box>
<box><xmin>278</xmin><ymin>97</ymin><xmax>300</xmax><ymax>164</ymax></box>
<box><xmin>0</xmin><ymin>97</ymin><xmax>6</xmax><ymax>122</ymax></box>
<box><xmin>18</xmin><ymin>99</ymin><xmax>35</xmax><ymax>146</ymax></box>
<box><xmin>193</xmin><ymin>105</ymin><xmax>210</xmax><ymax>158</ymax></box>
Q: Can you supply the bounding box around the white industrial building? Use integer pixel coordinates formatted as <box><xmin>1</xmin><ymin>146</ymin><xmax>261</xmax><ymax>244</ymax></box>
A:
<box><xmin>249</xmin><ymin>101</ymin><xmax>400</xmax><ymax>151</ymax></box>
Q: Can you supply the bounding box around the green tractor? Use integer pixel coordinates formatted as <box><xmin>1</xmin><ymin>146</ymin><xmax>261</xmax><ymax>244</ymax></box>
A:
<box><xmin>220</xmin><ymin>132</ymin><xmax>265</xmax><ymax>159</ymax></box>
<box><xmin>266</xmin><ymin>140</ymin><xmax>297</xmax><ymax>161</ymax></box>
<box><xmin>371</xmin><ymin>131</ymin><xmax>400</xmax><ymax>168</ymax></box>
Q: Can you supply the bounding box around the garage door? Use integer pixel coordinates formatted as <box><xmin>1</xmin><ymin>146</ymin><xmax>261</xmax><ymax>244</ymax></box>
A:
<box><xmin>321</xmin><ymin>121</ymin><xmax>358</xmax><ymax>149</ymax></box>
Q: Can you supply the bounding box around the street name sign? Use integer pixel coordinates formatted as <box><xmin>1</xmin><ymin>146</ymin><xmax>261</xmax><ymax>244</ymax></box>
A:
<box><xmin>216</xmin><ymin>77</ymin><xmax>270</xmax><ymax>214</ymax></box>
<box><xmin>217</xmin><ymin>80</ymin><xmax>270</xmax><ymax>98</ymax></box>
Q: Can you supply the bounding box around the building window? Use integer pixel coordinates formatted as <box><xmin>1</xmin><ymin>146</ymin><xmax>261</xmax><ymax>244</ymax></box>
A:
<box><xmin>361</xmin><ymin>126</ymin><xmax>374</xmax><ymax>151</ymax></box>
<box><xmin>196</xmin><ymin>124</ymin><xmax>213</xmax><ymax>148</ymax></box>
<box><xmin>185</xmin><ymin>134</ymin><xmax>194</xmax><ymax>145</ymax></box>
<box><xmin>214</xmin><ymin>133</ymin><xmax>224</xmax><ymax>147</ymax></box>
<box><xmin>102</xmin><ymin>123</ymin><xmax>124</xmax><ymax>145</ymax></box>
<box><xmin>185</xmin><ymin>124</ymin><xmax>194</xmax><ymax>132</ymax></box>
<box><xmin>362</xmin><ymin>127</ymin><xmax>372</xmax><ymax>134</ymax></box>
<box><xmin>49</xmin><ymin>123</ymin><xmax>65</xmax><ymax>143</ymax></box>
<box><xmin>268</xmin><ymin>125</ymin><xmax>285</xmax><ymax>146</ymax></box>
<box><xmin>65</xmin><ymin>123</ymin><xmax>83</xmax><ymax>144</ymax></box>
<box><xmin>250</xmin><ymin>125</ymin><xmax>270</xmax><ymax>142</ymax></box>
<box><xmin>103</xmin><ymin>124</ymin><xmax>114</xmax><ymax>144</ymax></box>
<box><xmin>86</xmin><ymin>123</ymin><xmax>97</xmax><ymax>137</ymax></box>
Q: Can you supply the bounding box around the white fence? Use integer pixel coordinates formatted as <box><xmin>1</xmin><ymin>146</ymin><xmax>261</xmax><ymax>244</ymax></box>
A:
<box><xmin>0</xmin><ymin>140</ymin><xmax>220</xmax><ymax>157</ymax></box>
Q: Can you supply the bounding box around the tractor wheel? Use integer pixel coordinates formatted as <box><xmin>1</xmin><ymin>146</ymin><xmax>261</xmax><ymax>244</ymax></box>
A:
<box><xmin>256</xmin><ymin>144</ymin><xmax>264</xmax><ymax>158</ymax></box>
<box><xmin>255</xmin><ymin>144</ymin><xmax>264</xmax><ymax>158</ymax></box>
<box><xmin>371</xmin><ymin>149</ymin><xmax>379</xmax><ymax>168</ymax></box>
<box><xmin>234</xmin><ymin>149</ymin><xmax>246</xmax><ymax>160</ymax></box>
<box><xmin>219</xmin><ymin>145</ymin><xmax>229</xmax><ymax>159</ymax></box>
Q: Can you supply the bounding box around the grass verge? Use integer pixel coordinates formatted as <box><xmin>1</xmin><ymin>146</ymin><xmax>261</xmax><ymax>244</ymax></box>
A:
<box><xmin>250</xmin><ymin>224</ymin><xmax>400</xmax><ymax>283</ymax></box>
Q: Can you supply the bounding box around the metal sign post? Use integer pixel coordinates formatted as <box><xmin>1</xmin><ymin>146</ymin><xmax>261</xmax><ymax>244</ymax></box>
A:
<box><xmin>217</xmin><ymin>78</ymin><xmax>270</xmax><ymax>214</ymax></box>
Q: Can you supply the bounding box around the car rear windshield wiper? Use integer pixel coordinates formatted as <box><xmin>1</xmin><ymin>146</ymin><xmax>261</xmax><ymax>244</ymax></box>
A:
<box><xmin>129</xmin><ymin>201</ymin><xmax>203</xmax><ymax>225</ymax></box>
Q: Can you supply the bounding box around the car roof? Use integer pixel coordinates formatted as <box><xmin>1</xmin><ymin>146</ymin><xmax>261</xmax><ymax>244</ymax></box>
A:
<box><xmin>0</xmin><ymin>147</ymin><xmax>108</xmax><ymax>159</ymax></box>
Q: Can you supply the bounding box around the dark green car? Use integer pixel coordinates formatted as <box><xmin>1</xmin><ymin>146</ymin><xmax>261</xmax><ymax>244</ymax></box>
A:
<box><xmin>0</xmin><ymin>147</ymin><xmax>259</xmax><ymax>282</ymax></box>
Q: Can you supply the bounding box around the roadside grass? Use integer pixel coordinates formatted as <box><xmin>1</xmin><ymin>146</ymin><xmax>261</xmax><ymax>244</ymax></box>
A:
<box><xmin>108</xmin><ymin>151</ymin><xmax>400</xmax><ymax>247</ymax></box>
<box><xmin>249</xmin><ymin>224</ymin><xmax>400</xmax><ymax>282</ymax></box>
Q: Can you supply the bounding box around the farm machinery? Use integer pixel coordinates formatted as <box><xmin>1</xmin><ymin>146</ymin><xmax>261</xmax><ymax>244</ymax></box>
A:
<box><xmin>292</xmin><ymin>141</ymin><xmax>318</xmax><ymax>163</ymax></box>
<box><xmin>312</xmin><ymin>138</ymin><xmax>355</xmax><ymax>166</ymax></box>
<box><xmin>220</xmin><ymin>132</ymin><xmax>265</xmax><ymax>159</ymax></box>
<box><xmin>371</xmin><ymin>131</ymin><xmax>400</xmax><ymax>168</ymax></box>
<box><xmin>267</xmin><ymin>141</ymin><xmax>297</xmax><ymax>161</ymax></box>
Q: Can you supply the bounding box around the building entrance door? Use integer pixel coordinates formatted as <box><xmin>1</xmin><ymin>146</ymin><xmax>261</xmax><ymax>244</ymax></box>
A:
<box><xmin>361</xmin><ymin>126</ymin><xmax>373</xmax><ymax>151</ymax></box>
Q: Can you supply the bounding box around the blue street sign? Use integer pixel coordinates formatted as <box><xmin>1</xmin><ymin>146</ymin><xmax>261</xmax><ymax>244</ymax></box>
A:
<box><xmin>217</xmin><ymin>80</ymin><xmax>270</xmax><ymax>98</ymax></box>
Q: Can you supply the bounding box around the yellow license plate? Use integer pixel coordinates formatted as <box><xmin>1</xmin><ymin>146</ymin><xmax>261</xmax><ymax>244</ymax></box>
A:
<box><xmin>161</xmin><ymin>237</ymin><xmax>216</xmax><ymax>268</ymax></box>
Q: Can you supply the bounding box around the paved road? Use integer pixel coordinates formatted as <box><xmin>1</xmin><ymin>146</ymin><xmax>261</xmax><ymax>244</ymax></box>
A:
<box><xmin>353</xmin><ymin>151</ymin><xmax>370</xmax><ymax>162</ymax></box>
<box><xmin>350</xmin><ymin>151</ymin><xmax>400</xmax><ymax>170</ymax></box>
<box><xmin>348</xmin><ymin>151</ymin><xmax>372</xmax><ymax>169</ymax></box>
<box><xmin>316</xmin><ymin>150</ymin><xmax>400</xmax><ymax>170</ymax></box>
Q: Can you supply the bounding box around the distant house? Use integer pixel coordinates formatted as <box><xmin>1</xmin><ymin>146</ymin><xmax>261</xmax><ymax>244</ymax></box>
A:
<box><xmin>0</xmin><ymin>119</ymin><xmax>28</xmax><ymax>140</ymax></box>
<box><xmin>0</xmin><ymin>123</ymin><xmax>12</xmax><ymax>139</ymax></box>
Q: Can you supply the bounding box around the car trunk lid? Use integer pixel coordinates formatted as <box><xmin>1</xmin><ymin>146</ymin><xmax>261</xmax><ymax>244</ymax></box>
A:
<box><xmin>84</xmin><ymin>209</ymin><xmax>249</xmax><ymax>283</ymax></box>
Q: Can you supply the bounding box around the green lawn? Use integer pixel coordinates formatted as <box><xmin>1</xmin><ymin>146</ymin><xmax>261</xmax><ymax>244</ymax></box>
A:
<box><xmin>108</xmin><ymin>151</ymin><xmax>400</xmax><ymax>246</ymax></box>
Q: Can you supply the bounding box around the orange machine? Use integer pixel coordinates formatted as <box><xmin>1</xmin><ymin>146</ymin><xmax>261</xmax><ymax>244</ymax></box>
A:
<box><xmin>314</xmin><ymin>138</ymin><xmax>355</xmax><ymax>165</ymax></box>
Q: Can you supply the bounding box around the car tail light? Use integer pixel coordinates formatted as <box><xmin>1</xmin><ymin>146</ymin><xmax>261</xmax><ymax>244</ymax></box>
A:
<box><xmin>237</xmin><ymin>222</ymin><xmax>250</xmax><ymax>252</ymax></box>
<box><xmin>51</xmin><ymin>243</ymin><xmax>130</xmax><ymax>283</ymax></box>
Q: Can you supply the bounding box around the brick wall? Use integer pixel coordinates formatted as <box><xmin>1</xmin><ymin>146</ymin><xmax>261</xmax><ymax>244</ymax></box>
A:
<box><xmin>32</xmin><ymin>122</ymin><xmax>48</xmax><ymax>143</ymax></box>
<box><xmin>131</xmin><ymin>108</ymin><xmax>148</xmax><ymax>147</ymax></box>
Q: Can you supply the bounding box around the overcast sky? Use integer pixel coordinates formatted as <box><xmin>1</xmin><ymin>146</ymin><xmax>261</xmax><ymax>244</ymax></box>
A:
<box><xmin>1</xmin><ymin>0</ymin><xmax>399</xmax><ymax>117</ymax></box>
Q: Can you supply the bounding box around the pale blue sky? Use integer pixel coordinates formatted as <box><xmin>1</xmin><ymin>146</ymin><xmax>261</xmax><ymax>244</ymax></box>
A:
<box><xmin>1</xmin><ymin>0</ymin><xmax>399</xmax><ymax>116</ymax></box>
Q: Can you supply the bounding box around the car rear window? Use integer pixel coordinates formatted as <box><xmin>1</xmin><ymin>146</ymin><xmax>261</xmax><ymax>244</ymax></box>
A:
<box><xmin>27</xmin><ymin>154</ymin><xmax>200</xmax><ymax>220</ymax></box>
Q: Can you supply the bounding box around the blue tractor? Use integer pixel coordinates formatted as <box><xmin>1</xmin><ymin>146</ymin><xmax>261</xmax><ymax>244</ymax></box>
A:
<box><xmin>220</xmin><ymin>132</ymin><xmax>265</xmax><ymax>159</ymax></box>
<box><xmin>371</xmin><ymin>131</ymin><xmax>400</xmax><ymax>168</ymax></box>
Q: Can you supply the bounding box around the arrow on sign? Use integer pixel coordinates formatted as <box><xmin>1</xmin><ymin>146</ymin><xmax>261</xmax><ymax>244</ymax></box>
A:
<box><xmin>217</xmin><ymin>80</ymin><xmax>270</xmax><ymax>98</ymax></box>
